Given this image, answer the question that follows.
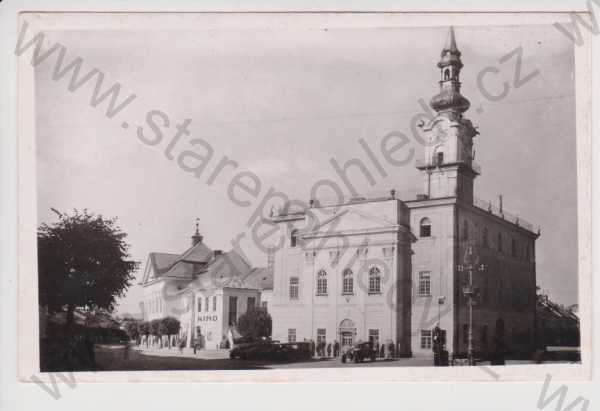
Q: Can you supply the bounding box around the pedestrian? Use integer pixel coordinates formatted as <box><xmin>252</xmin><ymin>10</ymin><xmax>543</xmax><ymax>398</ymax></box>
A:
<box><xmin>123</xmin><ymin>340</ymin><xmax>130</xmax><ymax>361</ymax></box>
<box><xmin>388</xmin><ymin>342</ymin><xmax>395</xmax><ymax>359</ymax></box>
<box><xmin>178</xmin><ymin>338</ymin><xmax>185</xmax><ymax>354</ymax></box>
<box><xmin>334</xmin><ymin>340</ymin><xmax>340</xmax><ymax>357</ymax></box>
<box><xmin>192</xmin><ymin>338</ymin><xmax>197</xmax><ymax>354</ymax></box>
<box><xmin>380</xmin><ymin>343</ymin><xmax>385</xmax><ymax>359</ymax></box>
<box><xmin>327</xmin><ymin>343</ymin><xmax>332</xmax><ymax>357</ymax></box>
<box><xmin>310</xmin><ymin>340</ymin><xmax>316</xmax><ymax>357</ymax></box>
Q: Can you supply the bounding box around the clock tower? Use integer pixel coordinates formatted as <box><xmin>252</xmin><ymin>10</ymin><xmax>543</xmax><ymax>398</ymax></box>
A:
<box><xmin>417</xmin><ymin>27</ymin><xmax>479</xmax><ymax>203</ymax></box>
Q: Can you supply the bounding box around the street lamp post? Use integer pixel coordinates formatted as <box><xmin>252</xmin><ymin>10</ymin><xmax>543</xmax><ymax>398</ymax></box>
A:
<box><xmin>457</xmin><ymin>242</ymin><xmax>485</xmax><ymax>366</ymax></box>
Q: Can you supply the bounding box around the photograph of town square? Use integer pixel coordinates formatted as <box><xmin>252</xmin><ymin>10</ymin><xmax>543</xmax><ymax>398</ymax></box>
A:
<box><xmin>33</xmin><ymin>22</ymin><xmax>580</xmax><ymax>371</ymax></box>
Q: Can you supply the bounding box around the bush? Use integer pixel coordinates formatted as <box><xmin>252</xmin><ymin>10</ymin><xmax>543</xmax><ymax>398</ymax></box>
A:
<box><xmin>236</xmin><ymin>307</ymin><xmax>272</xmax><ymax>340</ymax></box>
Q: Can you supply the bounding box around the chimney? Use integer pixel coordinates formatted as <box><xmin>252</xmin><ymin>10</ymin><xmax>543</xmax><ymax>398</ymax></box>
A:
<box><xmin>191</xmin><ymin>218</ymin><xmax>203</xmax><ymax>246</ymax></box>
<box><xmin>498</xmin><ymin>195</ymin><xmax>504</xmax><ymax>217</ymax></box>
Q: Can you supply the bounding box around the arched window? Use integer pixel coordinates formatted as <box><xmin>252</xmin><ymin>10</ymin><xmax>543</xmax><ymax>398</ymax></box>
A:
<box><xmin>419</xmin><ymin>217</ymin><xmax>431</xmax><ymax>238</ymax></box>
<box><xmin>316</xmin><ymin>269</ymin><xmax>328</xmax><ymax>296</ymax></box>
<box><xmin>342</xmin><ymin>269</ymin><xmax>354</xmax><ymax>294</ymax></box>
<box><xmin>511</xmin><ymin>238</ymin><xmax>517</xmax><ymax>257</ymax></box>
<box><xmin>444</xmin><ymin>68</ymin><xmax>450</xmax><ymax>80</ymax></box>
<box><xmin>462</xmin><ymin>220</ymin><xmax>469</xmax><ymax>241</ymax></box>
<box><xmin>497</xmin><ymin>233</ymin><xmax>503</xmax><ymax>253</ymax></box>
<box><xmin>368</xmin><ymin>267</ymin><xmax>381</xmax><ymax>294</ymax></box>
<box><xmin>482</xmin><ymin>227</ymin><xmax>489</xmax><ymax>248</ymax></box>
<box><xmin>290</xmin><ymin>229</ymin><xmax>298</xmax><ymax>248</ymax></box>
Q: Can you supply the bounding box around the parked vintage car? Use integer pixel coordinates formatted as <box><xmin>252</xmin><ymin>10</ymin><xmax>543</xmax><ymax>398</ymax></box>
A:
<box><xmin>341</xmin><ymin>341</ymin><xmax>377</xmax><ymax>363</ymax></box>
<box><xmin>277</xmin><ymin>342</ymin><xmax>312</xmax><ymax>361</ymax></box>
<box><xmin>229</xmin><ymin>340</ymin><xmax>312</xmax><ymax>361</ymax></box>
<box><xmin>229</xmin><ymin>341</ymin><xmax>277</xmax><ymax>360</ymax></box>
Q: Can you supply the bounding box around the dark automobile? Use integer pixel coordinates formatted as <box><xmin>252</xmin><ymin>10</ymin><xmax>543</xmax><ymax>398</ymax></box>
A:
<box><xmin>229</xmin><ymin>341</ymin><xmax>312</xmax><ymax>362</ymax></box>
<box><xmin>341</xmin><ymin>342</ymin><xmax>377</xmax><ymax>363</ymax></box>
<box><xmin>277</xmin><ymin>342</ymin><xmax>312</xmax><ymax>361</ymax></box>
<box><xmin>229</xmin><ymin>341</ymin><xmax>275</xmax><ymax>360</ymax></box>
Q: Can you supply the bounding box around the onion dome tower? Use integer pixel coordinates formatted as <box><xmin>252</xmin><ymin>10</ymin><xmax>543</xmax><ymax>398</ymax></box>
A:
<box><xmin>430</xmin><ymin>26</ymin><xmax>471</xmax><ymax>116</ymax></box>
<box><xmin>416</xmin><ymin>27</ymin><xmax>480</xmax><ymax>203</ymax></box>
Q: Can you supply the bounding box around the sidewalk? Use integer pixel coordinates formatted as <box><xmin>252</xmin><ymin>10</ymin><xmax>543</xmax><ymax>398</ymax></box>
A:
<box><xmin>135</xmin><ymin>346</ymin><xmax>230</xmax><ymax>360</ymax></box>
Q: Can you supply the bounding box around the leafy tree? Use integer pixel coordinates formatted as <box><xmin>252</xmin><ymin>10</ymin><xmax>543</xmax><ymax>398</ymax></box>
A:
<box><xmin>159</xmin><ymin>317</ymin><xmax>180</xmax><ymax>348</ymax></box>
<box><xmin>38</xmin><ymin>209</ymin><xmax>138</xmax><ymax>328</ymax></box>
<box><xmin>162</xmin><ymin>316</ymin><xmax>181</xmax><ymax>336</ymax></box>
<box><xmin>236</xmin><ymin>307</ymin><xmax>272</xmax><ymax>340</ymax></box>
<box><xmin>138</xmin><ymin>321</ymin><xmax>150</xmax><ymax>347</ymax></box>
<box><xmin>138</xmin><ymin>321</ymin><xmax>150</xmax><ymax>337</ymax></box>
<box><xmin>123</xmin><ymin>319</ymin><xmax>141</xmax><ymax>343</ymax></box>
<box><xmin>150</xmin><ymin>319</ymin><xmax>161</xmax><ymax>336</ymax></box>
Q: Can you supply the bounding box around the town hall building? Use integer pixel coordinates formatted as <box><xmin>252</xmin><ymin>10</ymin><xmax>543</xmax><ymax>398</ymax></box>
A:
<box><xmin>268</xmin><ymin>27</ymin><xmax>539</xmax><ymax>359</ymax></box>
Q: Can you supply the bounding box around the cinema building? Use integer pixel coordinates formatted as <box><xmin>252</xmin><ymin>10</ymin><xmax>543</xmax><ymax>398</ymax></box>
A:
<box><xmin>268</xmin><ymin>27</ymin><xmax>539</xmax><ymax>358</ymax></box>
<box><xmin>140</xmin><ymin>225</ymin><xmax>272</xmax><ymax>348</ymax></box>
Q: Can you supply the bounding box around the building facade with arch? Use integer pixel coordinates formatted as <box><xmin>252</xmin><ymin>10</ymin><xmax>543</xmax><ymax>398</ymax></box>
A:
<box><xmin>268</xmin><ymin>27</ymin><xmax>539</xmax><ymax>359</ymax></box>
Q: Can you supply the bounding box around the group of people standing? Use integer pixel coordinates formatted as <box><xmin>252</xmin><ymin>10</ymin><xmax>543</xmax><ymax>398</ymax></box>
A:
<box><xmin>308</xmin><ymin>339</ymin><xmax>341</xmax><ymax>358</ymax></box>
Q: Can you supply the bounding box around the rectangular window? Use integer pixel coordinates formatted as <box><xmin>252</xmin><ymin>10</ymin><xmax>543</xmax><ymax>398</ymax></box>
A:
<box><xmin>463</xmin><ymin>324</ymin><xmax>468</xmax><ymax>345</ymax></box>
<box><xmin>247</xmin><ymin>296</ymin><xmax>256</xmax><ymax>310</ymax></box>
<box><xmin>369</xmin><ymin>329</ymin><xmax>379</xmax><ymax>348</ymax></box>
<box><xmin>261</xmin><ymin>301</ymin><xmax>268</xmax><ymax>311</ymax></box>
<box><xmin>418</xmin><ymin>271</ymin><xmax>431</xmax><ymax>296</ymax></box>
<box><xmin>212</xmin><ymin>296</ymin><xmax>217</xmax><ymax>311</ymax></box>
<box><xmin>289</xmin><ymin>277</ymin><xmax>299</xmax><ymax>300</ymax></box>
<box><xmin>421</xmin><ymin>330</ymin><xmax>432</xmax><ymax>349</ymax></box>
<box><xmin>316</xmin><ymin>328</ymin><xmax>326</xmax><ymax>345</ymax></box>
<box><xmin>197</xmin><ymin>297</ymin><xmax>202</xmax><ymax>312</ymax></box>
<box><xmin>436</xmin><ymin>151</ymin><xmax>444</xmax><ymax>166</ymax></box>
<box><xmin>288</xmin><ymin>328</ymin><xmax>296</xmax><ymax>343</ymax></box>
<box><xmin>205</xmin><ymin>297</ymin><xmax>209</xmax><ymax>312</ymax></box>
<box><xmin>228</xmin><ymin>296</ymin><xmax>238</xmax><ymax>326</ymax></box>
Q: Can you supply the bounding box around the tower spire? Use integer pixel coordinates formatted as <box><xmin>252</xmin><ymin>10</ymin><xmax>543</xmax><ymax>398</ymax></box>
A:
<box><xmin>191</xmin><ymin>218</ymin><xmax>203</xmax><ymax>246</ymax></box>
<box><xmin>430</xmin><ymin>26</ymin><xmax>470</xmax><ymax>115</ymax></box>
<box><xmin>443</xmin><ymin>26</ymin><xmax>458</xmax><ymax>54</ymax></box>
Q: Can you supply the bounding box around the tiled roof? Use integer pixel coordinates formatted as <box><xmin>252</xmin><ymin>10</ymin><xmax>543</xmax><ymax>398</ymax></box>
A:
<box><xmin>149</xmin><ymin>252</ymin><xmax>179</xmax><ymax>275</ymax></box>
<box><xmin>178</xmin><ymin>241</ymin><xmax>213</xmax><ymax>263</ymax></box>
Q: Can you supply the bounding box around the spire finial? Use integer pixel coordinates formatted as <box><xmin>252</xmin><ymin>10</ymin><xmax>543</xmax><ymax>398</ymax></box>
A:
<box><xmin>444</xmin><ymin>26</ymin><xmax>458</xmax><ymax>53</ymax></box>
<box><xmin>191</xmin><ymin>218</ymin><xmax>203</xmax><ymax>246</ymax></box>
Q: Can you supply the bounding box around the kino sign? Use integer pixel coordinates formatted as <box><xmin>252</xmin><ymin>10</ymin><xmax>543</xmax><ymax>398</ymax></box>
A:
<box><xmin>198</xmin><ymin>315</ymin><xmax>218</xmax><ymax>322</ymax></box>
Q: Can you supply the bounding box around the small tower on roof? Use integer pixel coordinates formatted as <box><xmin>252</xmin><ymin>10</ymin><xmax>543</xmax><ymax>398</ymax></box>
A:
<box><xmin>191</xmin><ymin>218</ymin><xmax>203</xmax><ymax>246</ymax></box>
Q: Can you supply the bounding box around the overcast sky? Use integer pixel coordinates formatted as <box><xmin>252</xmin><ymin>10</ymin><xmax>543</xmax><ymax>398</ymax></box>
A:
<box><xmin>35</xmin><ymin>23</ymin><xmax>577</xmax><ymax>314</ymax></box>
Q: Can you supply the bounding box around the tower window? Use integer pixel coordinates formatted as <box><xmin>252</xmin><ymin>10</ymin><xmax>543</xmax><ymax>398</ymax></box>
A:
<box><xmin>368</xmin><ymin>267</ymin><xmax>382</xmax><ymax>294</ymax></box>
<box><xmin>444</xmin><ymin>68</ymin><xmax>450</xmax><ymax>80</ymax></box>
<box><xmin>290</xmin><ymin>229</ymin><xmax>298</xmax><ymax>248</ymax></box>
<box><xmin>289</xmin><ymin>277</ymin><xmax>299</xmax><ymax>300</ymax></box>
<box><xmin>316</xmin><ymin>269</ymin><xmax>328</xmax><ymax>296</ymax></box>
<box><xmin>419</xmin><ymin>217</ymin><xmax>431</xmax><ymax>238</ymax></box>
<box><xmin>418</xmin><ymin>271</ymin><xmax>431</xmax><ymax>296</ymax></box>
<box><xmin>342</xmin><ymin>268</ymin><xmax>354</xmax><ymax>294</ymax></box>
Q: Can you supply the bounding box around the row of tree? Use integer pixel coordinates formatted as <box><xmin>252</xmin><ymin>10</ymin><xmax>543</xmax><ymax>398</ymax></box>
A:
<box><xmin>123</xmin><ymin>317</ymin><xmax>181</xmax><ymax>346</ymax></box>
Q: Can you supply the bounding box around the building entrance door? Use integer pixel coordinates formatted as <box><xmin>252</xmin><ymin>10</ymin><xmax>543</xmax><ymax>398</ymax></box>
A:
<box><xmin>339</xmin><ymin>319</ymin><xmax>356</xmax><ymax>349</ymax></box>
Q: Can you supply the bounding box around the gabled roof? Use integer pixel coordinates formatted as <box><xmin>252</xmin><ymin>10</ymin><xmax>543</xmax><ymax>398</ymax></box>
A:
<box><xmin>177</xmin><ymin>241</ymin><xmax>213</xmax><ymax>263</ymax></box>
<box><xmin>143</xmin><ymin>242</ymin><xmax>213</xmax><ymax>284</ymax></box>
<box><xmin>149</xmin><ymin>252</ymin><xmax>179</xmax><ymax>275</ymax></box>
